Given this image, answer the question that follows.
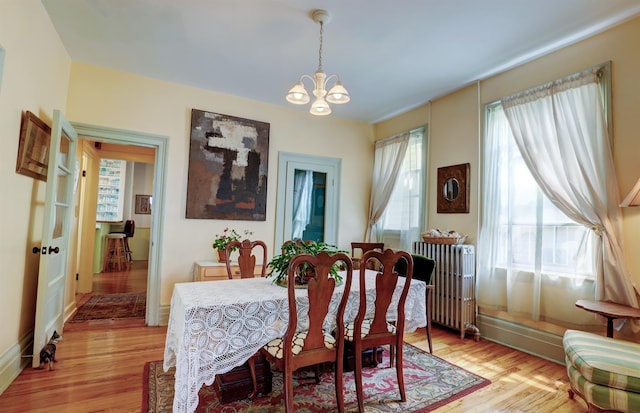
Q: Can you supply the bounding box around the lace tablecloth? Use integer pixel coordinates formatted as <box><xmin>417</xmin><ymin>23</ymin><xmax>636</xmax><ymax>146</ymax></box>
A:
<box><xmin>163</xmin><ymin>270</ymin><xmax>427</xmax><ymax>413</ymax></box>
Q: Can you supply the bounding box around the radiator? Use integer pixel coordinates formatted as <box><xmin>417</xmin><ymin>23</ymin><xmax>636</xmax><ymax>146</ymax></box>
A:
<box><xmin>413</xmin><ymin>242</ymin><xmax>480</xmax><ymax>340</ymax></box>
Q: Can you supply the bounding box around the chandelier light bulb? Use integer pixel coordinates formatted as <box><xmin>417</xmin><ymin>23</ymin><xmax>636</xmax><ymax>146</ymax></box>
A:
<box><xmin>327</xmin><ymin>80</ymin><xmax>350</xmax><ymax>104</ymax></box>
<box><xmin>310</xmin><ymin>97</ymin><xmax>331</xmax><ymax>115</ymax></box>
<box><xmin>286</xmin><ymin>82</ymin><xmax>310</xmax><ymax>104</ymax></box>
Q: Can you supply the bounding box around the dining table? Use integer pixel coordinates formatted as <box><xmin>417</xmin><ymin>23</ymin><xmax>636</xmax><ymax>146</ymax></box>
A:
<box><xmin>163</xmin><ymin>269</ymin><xmax>427</xmax><ymax>413</ymax></box>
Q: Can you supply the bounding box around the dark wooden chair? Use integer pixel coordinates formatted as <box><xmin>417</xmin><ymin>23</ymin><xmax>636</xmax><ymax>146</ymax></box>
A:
<box><xmin>261</xmin><ymin>252</ymin><xmax>353</xmax><ymax>413</ymax></box>
<box><xmin>223</xmin><ymin>238</ymin><xmax>267</xmax><ymax>399</ymax></box>
<box><xmin>225</xmin><ymin>239</ymin><xmax>267</xmax><ymax>279</ymax></box>
<box><xmin>347</xmin><ymin>249</ymin><xmax>413</xmax><ymax>412</ymax></box>
<box><xmin>395</xmin><ymin>253</ymin><xmax>435</xmax><ymax>353</ymax></box>
<box><xmin>350</xmin><ymin>242</ymin><xmax>384</xmax><ymax>269</ymax></box>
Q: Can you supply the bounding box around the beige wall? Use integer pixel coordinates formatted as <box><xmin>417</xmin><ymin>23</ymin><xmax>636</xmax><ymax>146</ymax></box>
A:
<box><xmin>375</xmin><ymin>15</ymin><xmax>640</xmax><ymax>319</ymax></box>
<box><xmin>65</xmin><ymin>62</ymin><xmax>374</xmax><ymax>305</ymax></box>
<box><xmin>0</xmin><ymin>0</ymin><xmax>71</xmax><ymax>361</ymax></box>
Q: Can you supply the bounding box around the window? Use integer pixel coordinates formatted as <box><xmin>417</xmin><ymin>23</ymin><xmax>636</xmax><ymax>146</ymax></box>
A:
<box><xmin>96</xmin><ymin>158</ymin><xmax>127</xmax><ymax>222</ymax></box>
<box><xmin>379</xmin><ymin>127</ymin><xmax>426</xmax><ymax>250</ymax></box>
<box><xmin>487</xmin><ymin>105</ymin><xmax>593</xmax><ymax>278</ymax></box>
<box><xmin>478</xmin><ymin>64</ymin><xmax>616</xmax><ymax>329</ymax></box>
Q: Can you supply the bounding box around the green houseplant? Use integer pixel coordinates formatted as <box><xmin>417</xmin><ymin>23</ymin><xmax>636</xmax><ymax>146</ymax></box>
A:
<box><xmin>267</xmin><ymin>240</ymin><xmax>347</xmax><ymax>286</ymax></box>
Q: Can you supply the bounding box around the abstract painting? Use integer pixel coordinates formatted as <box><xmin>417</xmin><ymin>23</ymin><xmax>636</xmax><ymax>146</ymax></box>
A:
<box><xmin>186</xmin><ymin>109</ymin><xmax>269</xmax><ymax>220</ymax></box>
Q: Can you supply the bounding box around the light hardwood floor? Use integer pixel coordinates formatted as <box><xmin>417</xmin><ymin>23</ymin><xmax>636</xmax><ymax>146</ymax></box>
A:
<box><xmin>0</xmin><ymin>263</ymin><xmax>587</xmax><ymax>413</ymax></box>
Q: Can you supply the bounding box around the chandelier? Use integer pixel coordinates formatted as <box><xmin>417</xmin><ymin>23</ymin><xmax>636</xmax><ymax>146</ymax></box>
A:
<box><xmin>286</xmin><ymin>9</ymin><xmax>350</xmax><ymax>116</ymax></box>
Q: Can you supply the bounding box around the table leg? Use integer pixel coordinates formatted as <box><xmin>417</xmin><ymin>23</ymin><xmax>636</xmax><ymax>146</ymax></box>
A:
<box><xmin>606</xmin><ymin>317</ymin><xmax>614</xmax><ymax>338</ymax></box>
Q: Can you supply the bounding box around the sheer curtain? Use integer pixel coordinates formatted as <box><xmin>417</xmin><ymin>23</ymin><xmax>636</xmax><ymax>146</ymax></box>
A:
<box><xmin>291</xmin><ymin>170</ymin><xmax>313</xmax><ymax>239</ymax></box>
<box><xmin>478</xmin><ymin>105</ymin><xmax>596</xmax><ymax>326</ymax></box>
<box><xmin>365</xmin><ymin>132</ymin><xmax>409</xmax><ymax>242</ymax></box>
<box><xmin>380</xmin><ymin>131</ymin><xmax>424</xmax><ymax>250</ymax></box>
<box><xmin>502</xmin><ymin>68</ymin><xmax>638</xmax><ymax>311</ymax></box>
<box><xmin>479</xmin><ymin>66</ymin><xmax>639</xmax><ymax>330</ymax></box>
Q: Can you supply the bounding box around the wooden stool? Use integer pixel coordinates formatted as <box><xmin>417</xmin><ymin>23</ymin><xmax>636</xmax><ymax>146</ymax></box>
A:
<box><xmin>103</xmin><ymin>233</ymin><xmax>127</xmax><ymax>272</ymax></box>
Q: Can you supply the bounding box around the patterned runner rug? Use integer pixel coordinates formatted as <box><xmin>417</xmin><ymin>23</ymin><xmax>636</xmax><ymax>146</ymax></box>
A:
<box><xmin>144</xmin><ymin>343</ymin><xmax>490</xmax><ymax>412</ymax></box>
<box><xmin>70</xmin><ymin>292</ymin><xmax>146</xmax><ymax>322</ymax></box>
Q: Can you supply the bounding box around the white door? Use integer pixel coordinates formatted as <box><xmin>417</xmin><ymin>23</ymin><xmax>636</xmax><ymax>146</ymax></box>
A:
<box><xmin>32</xmin><ymin>110</ymin><xmax>77</xmax><ymax>367</ymax></box>
<box><xmin>275</xmin><ymin>152</ymin><xmax>341</xmax><ymax>249</ymax></box>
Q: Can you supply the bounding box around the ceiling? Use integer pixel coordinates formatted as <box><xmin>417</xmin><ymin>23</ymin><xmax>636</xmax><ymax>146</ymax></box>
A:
<box><xmin>41</xmin><ymin>0</ymin><xmax>640</xmax><ymax>123</ymax></box>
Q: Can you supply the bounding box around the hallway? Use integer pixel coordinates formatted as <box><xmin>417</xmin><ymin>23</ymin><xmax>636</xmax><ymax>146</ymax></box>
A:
<box><xmin>72</xmin><ymin>260</ymin><xmax>149</xmax><ymax>328</ymax></box>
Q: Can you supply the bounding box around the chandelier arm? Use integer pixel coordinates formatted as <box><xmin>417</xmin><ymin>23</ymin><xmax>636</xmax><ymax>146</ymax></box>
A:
<box><xmin>299</xmin><ymin>74</ymin><xmax>317</xmax><ymax>87</ymax></box>
<box><xmin>323</xmin><ymin>74</ymin><xmax>338</xmax><ymax>88</ymax></box>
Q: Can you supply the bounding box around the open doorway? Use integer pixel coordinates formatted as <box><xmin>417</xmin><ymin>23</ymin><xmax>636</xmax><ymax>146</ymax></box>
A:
<box><xmin>72</xmin><ymin>140</ymin><xmax>156</xmax><ymax>323</ymax></box>
<box><xmin>69</xmin><ymin>123</ymin><xmax>169</xmax><ymax>326</ymax></box>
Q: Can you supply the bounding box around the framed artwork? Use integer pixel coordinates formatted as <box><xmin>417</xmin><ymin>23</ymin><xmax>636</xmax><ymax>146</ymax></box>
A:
<box><xmin>135</xmin><ymin>194</ymin><xmax>152</xmax><ymax>214</ymax></box>
<box><xmin>16</xmin><ymin>111</ymin><xmax>51</xmax><ymax>181</ymax></box>
<box><xmin>185</xmin><ymin>109</ymin><xmax>270</xmax><ymax>220</ymax></box>
<box><xmin>437</xmin><ymin>163</ymin><xmax>470</xmax><ymax>213</ymax></box>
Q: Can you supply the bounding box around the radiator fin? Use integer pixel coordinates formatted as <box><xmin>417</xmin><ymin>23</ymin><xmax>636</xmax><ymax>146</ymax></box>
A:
<box><xmin>413</xmin><ymin>242</ymin><xmax>480</xmax><ymax>340</ymax></box>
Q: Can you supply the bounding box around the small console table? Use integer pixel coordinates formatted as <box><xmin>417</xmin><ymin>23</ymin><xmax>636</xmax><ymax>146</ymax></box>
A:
<box><xmin>575</xmin><ymin>299</ymin><xmax>640</xmax><ymax>337</ymax></box>
<box><xmin>193</xmin><ymin>260</ymin><xmax>264</xmax><ymax>281</ymax></box>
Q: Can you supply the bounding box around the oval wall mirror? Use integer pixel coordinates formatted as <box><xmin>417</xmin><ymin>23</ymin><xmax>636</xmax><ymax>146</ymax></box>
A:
<box><xmin>443</xmin><ymin>177</ymin><xmax>459</xmax><ymax>201</ymax></box>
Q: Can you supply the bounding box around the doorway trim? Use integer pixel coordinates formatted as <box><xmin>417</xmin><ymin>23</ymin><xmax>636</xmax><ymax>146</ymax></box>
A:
<box><xmin>71</xmin><ymin>122</ymin><xmax>169</xmax><ymax>326</ymax></box>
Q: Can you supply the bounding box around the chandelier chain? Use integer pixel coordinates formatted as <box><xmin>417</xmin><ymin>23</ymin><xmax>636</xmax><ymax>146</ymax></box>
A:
<box><xmin>318</xmin><ymin>21</ymin><xmax>324</xmax><ymax>72</ymax></box>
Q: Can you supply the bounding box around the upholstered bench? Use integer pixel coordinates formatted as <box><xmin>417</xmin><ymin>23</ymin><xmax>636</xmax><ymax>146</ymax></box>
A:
<box><xmin>563</xmin><ymin>329</ymin><xmax>640</xmax><ymax>412</ymax></box>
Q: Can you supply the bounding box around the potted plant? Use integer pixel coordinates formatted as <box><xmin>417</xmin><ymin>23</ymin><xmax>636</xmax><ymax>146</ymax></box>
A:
<box><xmin>212</xmin><ymin>228</ymin><xmax>252</xmax><ymax>262</ymax></box>
<box><xmin>266</xmin><ymin>240</ymin><xmax>347</xmax><ymax>286</ymax></box>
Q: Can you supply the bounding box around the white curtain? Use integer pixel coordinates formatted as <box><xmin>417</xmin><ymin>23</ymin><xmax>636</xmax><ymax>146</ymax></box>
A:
<box><xmin>292</xmin><ymin>170</ymin><xmax>313</xmax><ymax>239</ymax></box>
<box><xmin>497</xmin><ymin>68</ymin><xmax>639</xmax><ymax>328</ymax></box>
<box><xmin>381</xmin><ymin>133</ymin><xmax>423</xmax><ymax>251</ymax></box>
<box><xmin>365</xmin><ymin>132</ymin><xmax>409</xmax><ymax>242</ymax></box>
<box><xmin>478</xmin><ymin>105</ymin><xmax>596</xmax><ymax>326</ymax></box>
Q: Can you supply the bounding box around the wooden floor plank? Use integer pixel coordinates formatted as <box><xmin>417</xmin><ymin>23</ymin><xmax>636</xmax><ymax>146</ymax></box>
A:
<box><xmin>0</xmin><ymin>262</ymin><xmax>586</xmax><ymax>412</ymax></box>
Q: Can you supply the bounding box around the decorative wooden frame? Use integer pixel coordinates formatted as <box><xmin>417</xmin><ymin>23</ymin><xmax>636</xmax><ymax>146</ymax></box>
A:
<box><xmin>16</xmin><ymin>111</ymin><xmax>51</xmax><ymax>181</ymax></box>
<box><xmin>437</xmin><ymin>163</ymin><xmax>470</xmax><ymax>213</ymax></box>
<box><xmin>135</xmin><ymin>194</ymin><xmax>152</xmax><ymax>214</ymax></box>
<box><xmin>185</xmin><ymin>109</ymin><xmax>270</xmax><ymax>220</ymax></box>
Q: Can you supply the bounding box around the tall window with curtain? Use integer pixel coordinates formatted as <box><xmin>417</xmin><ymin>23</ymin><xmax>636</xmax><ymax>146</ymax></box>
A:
<box><xmin>477</xmin><ymin>63</ymin><xmax>638</xmax><ymax>331</ymax></box>
<box><xmin>376</xmin><ymin>127</ymin><xmax>426</xmax><ymax>251</ymax></box>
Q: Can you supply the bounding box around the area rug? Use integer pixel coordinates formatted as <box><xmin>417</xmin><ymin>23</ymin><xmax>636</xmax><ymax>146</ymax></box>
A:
<box><xmin>143</xmin><ymin>343</ymin><xmax>490</xmax><ymax>412</ymax></box>
<box><xmin>70</xmin><ymin>292</ymin><xmax>146</xmax><ymax>322</ymax></box>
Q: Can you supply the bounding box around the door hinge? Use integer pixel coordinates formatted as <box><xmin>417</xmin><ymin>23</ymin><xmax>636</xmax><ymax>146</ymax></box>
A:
<box><xmin>75</xmin><ymin>273</ymin><xmax>79</xmax><ymax>281</ymax></box>
<box><xmin>82</xmin><ymin>170</ymin><xmax>86</xmax><ymax>177</ymax></box>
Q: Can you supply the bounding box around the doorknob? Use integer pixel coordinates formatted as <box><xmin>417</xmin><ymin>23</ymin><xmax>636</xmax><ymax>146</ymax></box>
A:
<box><xmin>48</xmin><ymin>246</ymin><xmax>60</xmax><ymax>254</ymax></box>
<box><xmin>32</xmin><ymin>247</ymin><xmax>41</xmax><ymax>254</ymax></box>
<box><xmin>32</xmin><ymin>246</ymin><xmax>60</xmax><ymax>254</ymax></box>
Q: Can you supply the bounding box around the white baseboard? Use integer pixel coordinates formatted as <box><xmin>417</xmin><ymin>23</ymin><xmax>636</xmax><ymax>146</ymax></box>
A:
<box><xmin>159</xmin><ymin>304</ymin><xmax>171</xmax><ymax>326</ymax></box>
<box><xmin>0</xmin><ymin>331</ymin><xmax>34</xmax><ymax>395</ymax></box>
<box><xmin>477</xmin><ymin>314</ymin><xmax>565</xmax><ymax>365</ymax></box>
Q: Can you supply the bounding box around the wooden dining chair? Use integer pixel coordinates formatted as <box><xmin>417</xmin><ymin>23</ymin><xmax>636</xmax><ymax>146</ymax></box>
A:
<box><xmin>350</xmin><ymin>242</ymin><xmax>384</xmax><ymax>269</ymax></box>
<box><xmin>347</xmin><ymin>249</ymin><xmax>413</xmax><ymax>412</ymax></box>
<box><xmin>395</xmin><ymin>253</ymin><xmax>435</xmax><ymax>353</ymax></box>
<box><xmin>225</xmin><ymin>239</ymin><xmax>267</xmax><ymax>279</ymax></box>
<box><xmin>261</xmin><ymin>252</ymin><xmax>353</xmax><ymax>413</ymax></box>
<box><xmin>223</xmin><ymin>238</ymin><xmax>268</xmax><ymax>399</ymax></box>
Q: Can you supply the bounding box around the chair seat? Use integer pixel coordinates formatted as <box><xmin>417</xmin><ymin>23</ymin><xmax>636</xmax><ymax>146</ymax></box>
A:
<box><xmin>344</xmin><ymin>318</ymin><xmax>396</xmax><ymax>341</ymax></box>
<box><xmin>264</xmin><ymin>330</ymin><xmax>336</xmax><ymax>359</ymax></box>
<box><xmin>564</xmin><ymin>329</ymin><xmax>640</xmax><ymax>394</ymax></box>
